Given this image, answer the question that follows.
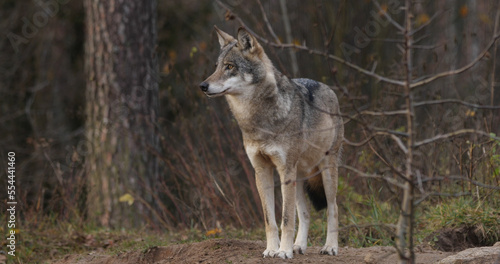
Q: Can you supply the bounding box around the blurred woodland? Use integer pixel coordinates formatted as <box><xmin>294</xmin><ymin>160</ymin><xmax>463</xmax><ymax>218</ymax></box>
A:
<box><xmin>1</xmin><ymin>0</ymin><xmax>500</xmax><ymax>259</ymax></box>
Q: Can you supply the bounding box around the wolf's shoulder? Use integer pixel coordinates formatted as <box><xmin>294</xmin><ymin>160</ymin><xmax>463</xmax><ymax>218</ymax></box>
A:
<box><xmin>292</xmin><ymin>78</ymin><xmax>334</xmax><ymax>103</ymax></box>
<box><xmin>292</xmin><ymin>78</ymin><xmax>320</xmax><ymax>92</ymax></box>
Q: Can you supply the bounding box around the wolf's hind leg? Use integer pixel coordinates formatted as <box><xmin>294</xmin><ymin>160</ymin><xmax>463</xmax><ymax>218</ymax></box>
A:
<box><xmin>293</xmin><ymin>178</ymin><xmax>310</xmax><ymax>254</ymax></box>
<box><xmin>276</xmin><ymin>164</ymin><xmax>297</xmax><ymax>259</ymax></box>
<box><xmin>319</xmin><ymin>156</ymin><xmax>339</xmax><ymax>256</ymax></box>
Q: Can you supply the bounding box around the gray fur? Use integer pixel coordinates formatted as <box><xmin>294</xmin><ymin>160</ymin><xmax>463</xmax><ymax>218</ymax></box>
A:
<box><xmin>293</xmin><ymin>78</ymin><xmax>320</xmax><ymax>102</ymax></box>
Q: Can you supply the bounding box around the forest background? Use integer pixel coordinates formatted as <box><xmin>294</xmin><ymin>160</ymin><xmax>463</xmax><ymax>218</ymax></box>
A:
<box><xmin>1</xmin><ymin>0</ymin><xmax>499</xmax><ymax>263</ymax></box>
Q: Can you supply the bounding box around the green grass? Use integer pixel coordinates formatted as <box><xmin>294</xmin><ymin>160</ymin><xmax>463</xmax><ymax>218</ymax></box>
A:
<box><xmin>1</xmin><ymin>216</ymin><xmax>267</xmax><ymax>264</ymax></box>
<box><xmin>418</xmin><ymin>196</ymin><xmax>500</xmax><ymax>246</ymax></box>
<box><xmin>335</xmin><ymin>176</ymin><xmax>399</xmax><ymax>248</ymax></box>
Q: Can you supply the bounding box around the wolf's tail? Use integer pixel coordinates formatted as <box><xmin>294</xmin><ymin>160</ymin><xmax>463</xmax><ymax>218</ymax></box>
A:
<box><xmin>304</xmin><ymin>168</ymin><xmax>327</xmax><ymax>211</ymax></box>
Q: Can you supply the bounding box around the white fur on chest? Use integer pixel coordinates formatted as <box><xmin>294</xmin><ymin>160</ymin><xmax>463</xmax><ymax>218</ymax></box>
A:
<box><xmin>245</xmin><ymin>142</ymin><xmax>287</xmax><ymax>166</ymax></box>
<box><xmin>262</xmin><ymin>143</ymin><xmax>287</xmax><ymax>165</ymax></box>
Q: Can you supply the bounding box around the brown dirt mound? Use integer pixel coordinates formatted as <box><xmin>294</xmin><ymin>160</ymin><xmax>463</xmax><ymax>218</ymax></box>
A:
<box><xmin>51</xmin><ymin>239</ymin><xmax>454</xmax><ymax>264</ymax></box>
<box><xmin>426</xmin><ymin>225</ymin><xmax>495</xmax><ymax>252</ymax></box>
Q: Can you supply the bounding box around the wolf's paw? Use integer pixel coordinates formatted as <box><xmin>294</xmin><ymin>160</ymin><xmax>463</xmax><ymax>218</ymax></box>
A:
<box><xmin>262</xmin><ymin>248</ymin><xmax>277</xmax><ymax>258</ymax></box>
<box><xmin>276</xmin><ymin>250</ymin><xmax>293</xmax><ymax>259</ymax></box>
<box><xmin>320</xmin><ymin>245</ymin><xmax>338</xmax><ymax>256</ymax></box>
<box><xmin>293</xmin><ymin>244</ymin><xmax>307</xmax><ymax>255</ymax></box>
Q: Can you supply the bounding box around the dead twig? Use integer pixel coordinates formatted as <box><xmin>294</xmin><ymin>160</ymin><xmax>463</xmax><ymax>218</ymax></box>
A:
<box><xmin>410</xmin><ymin>33</ymin><xmax>500</xmax><ymax>89</ymax></box>
<box><xmin>255</xmin><ymin>0</ymin><xmax>281</xmax><ymax>44</ymax></box>
<box><xmin>414</xmin><ymin>129</ymin><xmax>500</xmax><ymax>148</ymax></box>
<box><xmin>412</xmin><ymin>99</ymin><xmax>500</xmax><ymax>109</ymax></box>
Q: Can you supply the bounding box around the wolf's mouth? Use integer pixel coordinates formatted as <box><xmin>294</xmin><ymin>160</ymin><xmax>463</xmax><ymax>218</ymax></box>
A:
<box><xmin>206</xmin><ymin>88</ymin><xmax>230</xmax><ymax>97</ymax></box>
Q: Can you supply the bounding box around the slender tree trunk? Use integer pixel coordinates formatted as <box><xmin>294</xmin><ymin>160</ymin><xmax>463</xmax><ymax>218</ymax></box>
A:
<box><xmin>279</xmin><ymin>0</ymin><xmax>299</xmax><ymax>77</ymax></box>
<box><xmin>396</xmin><ymin>0</ymin><xmax>415</xmax><ymax>263</ymax></box>
<box><xmin>84</xmin><ymin>0</ymin><xmax>159</xmax><ymax>228</ymax></box>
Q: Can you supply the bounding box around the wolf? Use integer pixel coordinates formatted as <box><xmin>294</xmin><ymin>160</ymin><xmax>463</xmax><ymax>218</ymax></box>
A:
<box><xmin>200</xmin><ymin>26</ymin><xmax>344</xmax><ymax>259</ymax></box>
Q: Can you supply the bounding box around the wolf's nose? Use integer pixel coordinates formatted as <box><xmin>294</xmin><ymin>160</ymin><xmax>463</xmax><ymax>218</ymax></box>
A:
<box><xmin>200</xmin><ymin>82</ymin><xmax>209</xmax><ymax>92</ymax></box>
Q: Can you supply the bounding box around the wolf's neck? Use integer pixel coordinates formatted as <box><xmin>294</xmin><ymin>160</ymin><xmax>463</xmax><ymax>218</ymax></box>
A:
<box><xmin>225</xmin><ymin>68</ymin><xmax>294</xmax><ymax>135</ymax></box>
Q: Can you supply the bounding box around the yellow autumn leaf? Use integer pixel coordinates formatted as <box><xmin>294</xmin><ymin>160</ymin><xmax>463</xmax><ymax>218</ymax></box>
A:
<box><xmin>479</xmin><ymin>13</ymin><xmax>492</xmax><ymax>25</ymax></box>
<box><xmin>205</xmin><ymin>228</ymin><xmax>222</xmax><ymax>236</ymax></box>
<box><xmin>189</xmin><ymin>47</ymin><xmax>198</xmax><ymax>59</ymax></box>
<box><xmin>395</xmin><ymin>126</ymin><xmax>406</xmax><ymax>133</ymax></box>
<box><xmin>168</xmin><ymin>50</ymin><xmax>177</xmax><ymax>62</ymax></box>
<box><xmin>162</xmin><ymin>63</ymin><xmax>172</xmax><ymax>75</ymax></box>
<box><xmin>119</xmin><ymin>193</ymin><xmax>134</xmax><ymax>205</ymax></box>
<box><xmin>378</xmin><ymin>4</ymin><xmax>388</xmax><ymax>15</ymax></box>
<box><xmin>459</xmin><ymin>5</ymin><xmax>468</xmax><ymax>18</ymax></box>
<box><xmin>465</xmin><ymin>109</ymin><xmax>475</xmax><ymax>117</ymax></box>
<box><xmin>416</xmin><ymin>13</ymin><xmax>430</xmax><ymax>27</ymax></box>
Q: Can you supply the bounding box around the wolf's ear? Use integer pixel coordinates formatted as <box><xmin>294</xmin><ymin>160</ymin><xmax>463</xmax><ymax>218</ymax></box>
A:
<box><xmin>237</xmin><ymin>27</ymin><xmax>259</xmax><ymax>53</ymax></box>
<box><xmin>214</xmin><ymin>25</ymin><xmax>235</xmax><ymax>49</ymax></box>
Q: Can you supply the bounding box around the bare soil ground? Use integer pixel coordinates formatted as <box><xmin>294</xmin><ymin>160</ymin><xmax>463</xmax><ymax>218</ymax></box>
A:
<box><xmin>52</xmin><ymin>239</ymin><xmax>455</xmax><ymax>264</ymax></box>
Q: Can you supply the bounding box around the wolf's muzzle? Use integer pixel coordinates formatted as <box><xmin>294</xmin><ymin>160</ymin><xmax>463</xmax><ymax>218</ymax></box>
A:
<box><xmin>199</xmin><ymin>82</ymin><xmax>209</xmax><ymax>92</ymax></box>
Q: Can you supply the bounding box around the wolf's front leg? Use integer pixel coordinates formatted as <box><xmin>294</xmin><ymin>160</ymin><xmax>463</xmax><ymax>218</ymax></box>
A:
<box><xmin>257</xmin><ymin>168</ymin><xmax>280</xmax><ymax>257</ymax></box>
<box><xmin>250</xmin><ymin>153</ymin><xmax>280</xmax><ymax>258</ymax></box>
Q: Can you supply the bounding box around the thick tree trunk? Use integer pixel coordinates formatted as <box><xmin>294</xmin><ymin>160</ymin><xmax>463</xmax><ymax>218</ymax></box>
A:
<box><xmin>84</xmin><ymin>0</ymin><xmax>159</xmax><ymax>228</ymax></box>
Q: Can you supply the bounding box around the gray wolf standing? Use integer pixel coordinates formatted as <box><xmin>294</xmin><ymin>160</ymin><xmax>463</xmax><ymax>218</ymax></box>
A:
<box><xmin>200</xmin><ymin>26</ymin><xmax>344</xmax><ymax>259</ymax></box>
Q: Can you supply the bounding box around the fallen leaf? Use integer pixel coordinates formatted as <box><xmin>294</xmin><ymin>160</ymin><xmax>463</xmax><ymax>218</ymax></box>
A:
<box><xmin>119</xmin><ymin>193</ymin><xmax>134</xmax><ymax>205</ymax></box>
<box><xmin>205</xmin><ymin>228</ymin><xmax>222</xmax><ymax>236</ymax></box>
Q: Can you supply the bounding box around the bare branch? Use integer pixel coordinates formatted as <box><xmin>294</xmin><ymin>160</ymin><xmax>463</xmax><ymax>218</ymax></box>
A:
<box><xmin>371</xmin><ymin>38</ymin><xmax>405</xmax><ymax>43</ymax></box>
<box><xmin>420</xmin><ymin>175</ymin><xmax>500</xmax><ymax>190</ymax></box>
<box><xmin>410</xmin><ymin>43</ymin><xmax>445</xmax><ymax>50</ymax></box>
<box><xmin>344</xmin><ymin>131</ymin><xmax>408</xmax><ymax>153</ymax></box>
<box><xmin>255</xmin><ymin>0</ymin><xmax>281</xmax><ymax>44</ymax></box>
<box><xmin>415</xmin><ymin>192</ymin><xmax>471</xmax><ymax>205</ymax></box>
<box><xmin>391</xmin><ymin>134</ymin><xmax>409</xmax><ymax>154</ymax></box>
<box><xmin>215</xmin><ymin>0</ymin><xmax>405</xmax><ymax>87</ymax></box>
<box><xmin>413</xmin><ymin>99</ymin><xmax>500</xmax><ymax>109</ymax></box>
<box><xmin>276</xmin><ymin>43</ymin><xmax>406</xmax><ymax>86</ymax></box>
<box><xmin>279</xmin><ymin>0</ymin><xmax>299</xmax><ymax>76</ymax></box>
<box><xmin>215</xmin><ymin>0</ymin><xmax>263</xmax><ymax>39</ymax></box>
<box><xmin>340</xmin><ymin>165</ymin><xmax>407</xmax><ymax>189</ymax></box>
<box><xmin>340</xmin><ymin>223</ymin><xmax>397</xmax><ymax>232</ymax></box>
<box><xmin>410</xmin><ymin>32</ymin><xmax>500</xmax><ymax>89</ymax></box>
<box><xmin>413</xmin><ymin>33</ymin><xmax>430</xmax><ymax>44</ymax></box>
<box><xmin>490</xmin><ymin>7</ymin><xmax>500</xmax><ymax>107</ymax></box>
<box><xmin>416</xmin><ymin>170</ymin><xmax>425</xmax><ymax>194</ymax></box>
<box><xmin>410</xmin><ymin>10</ymin><xmax>443</xmax><ymax>36</ymax></box>
<box><xmin>343</xmin><ymin>137</ymin><xmax>376</xmax><ymax>147</ymax></box>
<box><xmin>361</xmin><ymin>126</ymin><xmax>408</xmax><ymax>138</ymax></box>
<box><xmin>373</xmin><ymin>0</ymin><xmax>404</xmax><ymax>32</ymax></box>
<box><xmin>414</xmin><ymin>129</ymin><xmax>500</xmax><ymax>148</ymax></box>
<box><xmin>218</xmin><ymin>0</ymin><xmax>500</xmax><ymax>94</ymax></box>
<box><xmin>359</xmin><ymin>109</ymin><xmax>408</xmax><ymax>116</ymax></box>
<box><xmin>338</xmin><ymin>86</ymin><xmax>410</xmax><ymax>183</ymax></box>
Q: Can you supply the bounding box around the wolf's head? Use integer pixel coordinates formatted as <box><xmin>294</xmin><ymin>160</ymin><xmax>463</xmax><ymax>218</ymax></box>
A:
<box><xmin>200</xmin><ymin>26</ymin><xmax>274</xmax><ymax>98</ymax></box>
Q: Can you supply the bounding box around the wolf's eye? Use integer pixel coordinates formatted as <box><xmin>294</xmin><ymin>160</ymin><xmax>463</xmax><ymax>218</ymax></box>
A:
<box><xmin>225</xmin><ymin>64</ymin><xmax>234</xmax><ymax>70</ymax></box>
